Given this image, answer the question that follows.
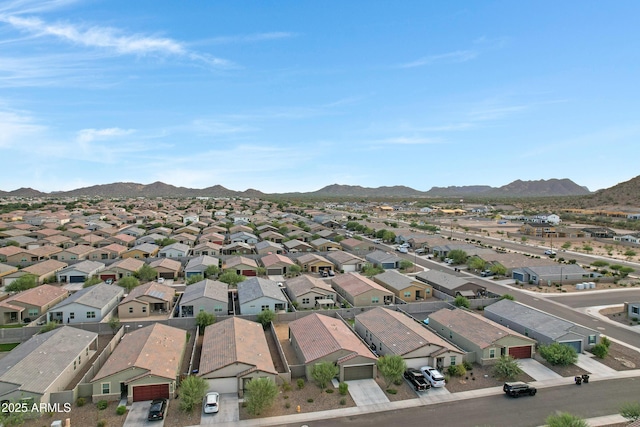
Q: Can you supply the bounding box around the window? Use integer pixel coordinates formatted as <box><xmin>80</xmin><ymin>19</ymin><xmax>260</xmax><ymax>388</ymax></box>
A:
<box><xmin>28</xmin><ymin>309</ymin><xmax>39</xmax><ymax>317</ymax></box>
<box><xmin>489</xmin><ymin>349</ymin><xmax>495</xmax><ymax>359</ymax></box>
<box><xmin>128</xmin><ymin>307</ymin><xmax>133</xmax><ymax>313</ymax></box>
<box><xmin>142</xmin><ymin>306</ymin><xmax>147</xmax><ymax>313</ymax></box>
<box><xmin>588</xmin><ymin>335</ymin><xmax>597</xmax><ymax>345</ymax></box>
<box><xmin>633</xmin><ymin>306</ymin><xmax>639</xmax><ymax>315</ymax></box>
<box><xmin>302</xmin><ymin>298</ymin><xmax>310</xmax><ymax>304</ymax></box>
<box><xmin>371</xmin><ymin>297</ymin><xmax>379</xmax><ymax>304</ymax></box>
<box><xmin>73</xmin><ymin>361</ymin><xmax>76</xmax><ymax>370</ymax></box>
<box><xmin>449</xmin><ymin>331</ymin><xmax>453</xmax><ymax>339</ymax></box>
<box><xmin>78</xmin><ymin>355</ymin><xmax>81</xmax><ymax>364</ymax></box>
<box><xmin>69</xmin><ymin>312</ymin><xmax>75</xmax><ymax>319</ymax></box>
<box><xmin>86</xmin><ymin>311</ymin><xmax>96</xmax><ymax>319</ymax></box>
<box><xmin>450</xmin><ymin>357</ymin><xmax>456</xmax><ymax>366</ymax></box>
<box><xmin>102</xmin><ymin>383</ymin><xmax>110</xmax><ymax>394</ymax></box>
<box><xmin>214</xmin><ymin>306</ymin><xmax>223</xmax><ymax>313</ymax></box>
<box><xmin>404</xmin><ymin>292</ymin><xmax>411</xmax><ymax>298</ymax></box>
<box><xmin>261</xmin><ymin>305</ymin><xmax>270</xmax><ymax>311</ymax></box>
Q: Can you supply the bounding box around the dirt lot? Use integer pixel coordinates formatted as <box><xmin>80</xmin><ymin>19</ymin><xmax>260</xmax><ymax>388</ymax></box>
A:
<box><xmin>586</xmin><ymin>341</ymin><xmax>640</xmax><ymax>371</ymax></box>
<box><xmin>443</xmin><ymin>363</ymin><xmax>534</xmax><ymax>393</ymax></box>
<box><xmin>21</xmin><ymin>400</ymin><xmax>127</xmax><ymax>427</ymax></box>
<box><xmin>601</xmin><ymin>306</ymin><xmax>640</xmax><ymax>328</ymax></box>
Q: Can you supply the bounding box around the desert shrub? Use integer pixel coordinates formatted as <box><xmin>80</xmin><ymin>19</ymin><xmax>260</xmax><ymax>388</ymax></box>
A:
<box><xmin>591</xmin><ymin>343</ymin><xmax>609</xmax><ymax>359</ymax></box>
<box><xmin>245</xmin><ymin>377</ymin><xmax>278</xmax><ymax>416</ymax></box>
<box><xmin>600</xmin><ymin>336</ymin><xmax>611</xmax><ymax>348</ymax></box>
<box><xmin>297</xmin><ymin>378</ymin><xmax>305</xmax><ymax>390</ymax></box>
<box><xmin>97</xmin><ymin>420</ymin><xmax>107</xmax><ymax>427</ymax></box>
<box><xmin>307</xmin><ymin>398</ymin><xmax>314</xmax><ymax>403</ymax></box>
<box><xmin>539</xmin><ymin>343</ymin><xmax>578</xmax><ymax>366</ymax></box>
<box><xmin>462</xmin><ymin>360</ymin><xmax>473</xmax><ymax>370</ymax></box>
<box><xmin>339</xmin><ymin>382</ymin><xmax>348</xmax><ymax>396</ymax></box>
<box><xmin>340</xmin><ymin>398</ymin><xmax>347</xmax><ymax>405</ymax></box>
<box><xmin>447</xmin><ymin>364</ymin><xmax>466</xmax><ymax>377</ymax></box>
<box><xmin>116</xmin><ymin>405</ymin><xmax>127</xmax><ymax>415</ymax></box>
<box><xmin>545</xmin><ymin>412</ymin><xmax>587</xmax><ymax>427</ymax></box>
<box><xmin>386</xmin><ymin>389</ymin><xmax>398</xmax><ymax>395</ymax></box>
<box><xmin>76</xmin><ymin>397</ymin><xmax>86</xmax><ymax>407</ymax></box>
<box><xmin>492</xmin><ymin>356</ymin><xmax>523</xmax><ymax>380</ymax></box>
<box><xmin>281</xmin><ymin>381</ymin><xmax>292</xmax><ymax>392</ymax></box>
<box><xmin>285</xmin><ymin>402</ymin><xmax>291</xmax><ymax>409</ymax></box>
<box><xmin>96</xmin><ymin>400</ymin><xmax>108</xmax><ymax>410</ymax></box>
<box><xmin>325</xmin><ymin>388</ymin><xmax>334</xmax><ymax>393</ymax></box>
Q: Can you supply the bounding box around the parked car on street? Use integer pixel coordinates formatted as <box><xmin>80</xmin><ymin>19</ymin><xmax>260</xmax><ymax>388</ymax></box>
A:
<box><xmin>544</xmin><ymin>250</ymin><xmax>556</xmax><ymax>255</ymax></box>
<box><xmin>404</xmin><ymin>368</ymin><xmax>431</xmax><ymax>391</ymax></box>
<box><xmin>148</xmin><ymin>399</ymin><xmax>168</xmax><ymax>421</ymax></box>
<box><xmin>420</xmin><ymin>366</ymin><xmax>446</xmax><ymax>388</ymax></box>
<box><xmin>503</xmin><ymin>381</ymin><xmax>537</xmax><ymax>397</ymax></box>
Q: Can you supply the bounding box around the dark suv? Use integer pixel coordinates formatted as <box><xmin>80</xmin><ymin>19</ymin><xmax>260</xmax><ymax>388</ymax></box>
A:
<box><xmin>404</xmin><ymin>368</ymin><xmax>431</xmax><ymax>391</ymax></box>
<box><xmin>148</xmin><ymin>399</ymin><xmax>168</xmax><ymax>421</ymax></box>
<box><xmin>503</xmin><ymin>381</ymin><xmax>537</xmax><ymax>397</ymax></box>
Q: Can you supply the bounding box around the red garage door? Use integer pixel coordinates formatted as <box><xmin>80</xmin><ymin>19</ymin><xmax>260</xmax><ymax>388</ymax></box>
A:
<box><xmin>508</xmin><ymin>346</ymin><xmax>533</xmax><ymax>359</ymax></box>
<box><xmin>132</xmin><ymin>384</ymin><xmax>169</xmax><ymax>402</ymax></box>
<box><xmin>100</xmin><ymin>274</ymin><xmax>116</xmax><ymax>281</ymax></box>
<box><xmin>242</xmin><ymin>270</ymin><xmax>257</xmax><ymax>276</ymax></box>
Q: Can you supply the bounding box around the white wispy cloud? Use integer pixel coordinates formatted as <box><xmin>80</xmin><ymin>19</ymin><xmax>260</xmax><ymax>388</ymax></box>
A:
<box><xmin>398</xmin><ymin>50</ymin><xmax>478</xmax><ymax>69</ymax></box>
<box><xmin>198</xmin><ymin>32</ymin><xmax>296</xmax><ymax>45</ymax></box>
<box><xmin>0</xmin><ymin>0</ymin><xmax>78</xmax><ymax>15</ymax></box>
<box><xmin>0</xmin><ymin>108</ymin><xmax>44</xmax><ymax>147</ymax></box>
<box><xmin>76</xmin><ymin>127</ymin><xmax>135</xmax><ymax>144</ymax></box>
<box><xmin>0</xmin><ymin>14</ymin><xmax>233</xmax><ymax>67</ymax></box>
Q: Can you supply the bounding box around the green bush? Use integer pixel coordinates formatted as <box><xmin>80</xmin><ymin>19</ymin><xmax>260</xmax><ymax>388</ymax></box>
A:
<box><xmin>285</xmin><ymin>402</ymin><xmax>291</xmax><ymax>409</ymax></box>
<box><xmin>545</xmin><ymin>412</ymin><xmax>588</xmax><ymax>427</ymax></box>
<box><xmin>492</xmin><ymin>356</ymin><xmax>523</xmax><ymax>380</ymax></box>
<box><xmin>281</xmin><ymin>382</ymin><xmax>292</xmax><ymax>392</ymax></box>
<box><xmin>307</xmin><ymin>398</ymin><xmax>314</xmax><ymax>403</ymax></box>
<box><xmin>96</xmin><ymin>400</ymin><xmax>108</xmax><ymax>410</ymax></box>
<box><xmin>76</xmin><ymin>397</ymin><xmax>86</xmax><ymax>407</ymax></box>
<box><xmin>462</xmin><ymin>360</ymin><xmax>473</xmax><ymax>371</ymax></box>
<box><xmin>338</xmin><ymin>382</ymin><xmax>348</xmax><ymax>396</ymax></box>
<box><xmin>447</xmin><ymin>364</ymin><xmax>466</xmax><ymax>377</ymax></box>
<box><xmin>539</xmin><ymin>343</ymin><xmax>578</xmax><ymax>366</ymax></box>
<box><xmin>340</xmin><ymin>398</ymin><xmax>347</xmax><ymax>405</ymax></box>
<box><xmin>600</xmin><ymin>336</ymin><xmax>611</xmax><ymax>348</ymax></box>
<box><xmin>591</xmin><ymin>343</ymin><xmax>609</xmax><ymax>359</ymax></box>
<box><xmin>386</xmin><ymin>389</ymin><xmax>398</xmax><ymax>395</ymax></box>
<box><xmin>325</xmin><ymin>388</ymin><xmax>334</xmax><ymax>393</ymax></box>
<box><xmin>97</xmin><ymin>420</ymin><xmax>107</xmax><ymax>427</ymax></box>
<box><xmin>116</xmin><ymin>405</ymin><xmax>127</xmax><ymax>415</ymax></box>
<box><xmin>296</xmin><ymin>378</ymin><xmax>305</xmax><ymax>390</ymax></box>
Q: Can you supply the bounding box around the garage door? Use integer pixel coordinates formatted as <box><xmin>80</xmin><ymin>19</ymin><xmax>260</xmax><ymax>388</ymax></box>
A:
<box><xmin>241</xmin><ymin>270</ymin><xmax>257</xmax><ymax>277</ymax></box>
<box><xmin>132</xmin><ymin>384</ymin><xmax>169</xmax><ymax>402</ymax></box>
<box><xmin>343</xmin><ymin>365</ymin><xmax>374</xmax><ymax>381</ymax></box>
<box><xmin>69</xmin><ymin>275</ymin><xmax>85</xmax><ymax>283</ymax></box>
<box><xmin>508</xmin><ymin>346</ymin><xmax>532</xmax><ymax>359</ymax></box>
<box><xmin>513</xmin><ymin>272</ymin><xmax>525</xmax><ymax>282</ymax></box>
<box><xmin>561</xmin><ymin>341</ymin><xmax>582</xmax><ymax>353</ymax></box>
<box><xmin>100</xmin><ymin>274</ymin><xmax>116</xmax><ymax>281</ymax></box>
<box><xmin>159</xmin><ymin>272</ymin><xmax>174</xmax><ymax>279</ymax></box>
<box><xmin>207</xmin><ymin>377</ymin><xmax>238</xmax><ymax>394</ymax></box>
<box><xmin>266</xmin><ymin>268</ymin><xmax>281</xmax><ymax>275</ymax></box>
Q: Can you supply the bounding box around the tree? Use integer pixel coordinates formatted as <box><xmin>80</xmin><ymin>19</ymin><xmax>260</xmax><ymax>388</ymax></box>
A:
<box><xmin>539</xmin><ymin>343</ymin><xmax>578</xmax><ymax>366</ymax></box>
<box><xmin>399</xmin><ymin>260</ymin><xmax>414</xmax><ymax>272</ymax></box>
<box><xmin>256</xmin><ymin>267</ymin><xmax>267</xmax><ymax>277</ymax></box>
<box><xmin>288</xmin><ymin>264</ymin><xmax>302</xmax><ymax>277</ymax></box>
<box><xmin>454</xmin><ymin>295</ymin><xmax>470</xmax><ymax>309</ymax></box>
<box><xmin>186</xmin><ymin>274</ymin><xmax>204</xmax><ymax>285</ymax></box>
<box><xmin>362</xmin><ymin>263</ymin><xmax>384</xmax><ymax>278</ymax></box>
<box><xmin>376</xmin><ymin>355</ymin><xmax>407</xmax><ymax>388</ymax></box>
<box><xmin>178</xmin><ymin>375</ymin><xmax>207</xmax><ymax>413</ymax></box>
<box><xmin>561</xmin><ymin>242</ymin><xmax>572</xmax><ymax>250</ymax></box>
<box><xmin>135</xmin><ymin>264</ymin><xmax>158</xmax><ymax>283</ymax></box>
<box><xmin>108</xmin><ymin>317</ymin><xmax>121</xmax><ymax>334</ymax></box>
<box><xmin>218</xmin><ymin>271</ymin><xmax>246</xmax><ymax>287</ymax></box>
<box><xmin>492</xmin><ymin>356</ymin><xmax>523</xmax><ymax>380</ymax></box>
<box><xmin>118</xmin><ymin>276</ymin><xmax>140</xmax><ymax>292</ymax></box>
<box><xmin>245</xmin><ymin>377</ymin><xmax>278</xmax><ymax>415</ymax></box>
<box><xmin>204</xmin><ymin>264</ymin><xmax>220</xmax><ymax>278</ymax></box>
<box><xmin>545</xmin><ymin>412</ymin><xmax>588</xmax><ymax>427</ymax></box>
<box><xmin>311</xmin><ymin>362</ymin><xmax>339</xmax><ymax>388</ymax></box>
<box><xmin>490</xmin><ymin>264</ymin><xmax>507</xmax><ymax>276</ymax></box>
<box><xmin>582</xmin><ymin>244</ymin><xmax>593</xmax><ymax>254</ymax></box>
<box><xmin>468</xmin><ymin>256</ymin><xmax>487</xmax><ymax>272</ymax></box>
<box><xmin>381</xmin><ymin>230</ymin><xmax>396</xmax><ymax>243</ymax></box>
<box><xmin>196</xmin><ymin>311</ymin><xmax>216</xmax><ymax>334</ymax></box>
<box><xmin>83</xmin><ymin>276</ymin><xmax>102</xmax><ymax>288</ymax></box>
<box><xmin>447</xmin><ymin>249</ymin><xmax>468</xmax><ymax>265</ymax></box>
<box><xmin>0</xmin><ymin>400</ymin><xmax>25</xmax><ymax>426</ymax></box>
<box><xmin>5</xmin><ymin>274</ymin><xmax>37</xmax><ymax>293</ymax></box>
<box><xmin>624</xmin><ymin>249</ymin><xmax>637</xmax><ymax>260</ymax></box>
<box><xmin>619</xmin><ymin>402</ymin><xmax>640</xmax><ymax>422</ymax></box>
<box><xmin>256</xmin><ymin>309</ymin><xmax>276</xmax><ymax>328</ymax></box>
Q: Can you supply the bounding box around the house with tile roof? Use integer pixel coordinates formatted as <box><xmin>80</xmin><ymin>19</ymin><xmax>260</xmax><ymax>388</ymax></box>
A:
<box><xmin>51</xmin><ymin>244</ymin><xmax>95</xmax><ymax>261</ymax></box>
<box><xmin>149</xmin><ymin>258</ymin><xmax>183</xmax><ymax>280</ymax></box>
<box><xmin>325</xmin><ymin>250</ymin><xmax>365</xmax><ymax>273</ymax></box>
<box><xmin>365</xmin><ymin>250</ymin><xmax>403</xmax><ymax>269</ymax></box>
<box><xmin>198</xmin><ymin>317</ymin><xmax>278</xmax><ymax>396</ymax></box>
<box><xmin>0</xmin><ymin>284</ymin><xmax>69</xmax><ymax>325</ymax></box>
<box><xmin>91</xmin><ymin>323</ymin><xmax>186</xmax><ymax>403</ymax></box>
<box><xmin>338</xmin><ymin>238</ymin><xmax>372</xmax><ymax>253</ymax></box>
<box><xmin>192</xmin><ymin>242</ymin><xmax>223</xmax><ymax>257</ymax></box>
<box><xmin>484</xmin><ymin>299</ymin><xmax>600</xmax><ymax>353</ymax></box>
<box><xmin>283</xmin><ymin>239</ymin><xmax>314</xmax><ymax>253</ymax></box>
<box><xmin>284</xmin><ymin>274</ymin><xmax>337</xmax><ymax>309</ymax></box>
<box><xmin>260</xmin><ymin>253</ymin><xmax>295</xmax><ymax>276</ymax></box>
<box><xmin>88</xmin><ymin>243</ymin><xmax>128</xmax><ymax>261</ymax></box>
<box><xmin>158</xmin><ymin>242</ymin><xmax>191</xmax><ymax>258</ymax></box>
<box><xmin>178</xmin><ymin>279</ymin><xmax>228</xmax><ymax>317</ymax></box>
<box><xmin>428</xmin><ymin>308</ymin><xmax>537</xmax><ymax>364</ymax></box>
<box><xmin>237</xmin><ymin>277</ymin><xmax>288</xmax><ymax>315</ymax></box>
<box><xmin>0</xmin><ymin>326</ymin><xmax>98</xmax><ymax>404</ymax></box>
<box><xmin>355</xmin><ymin>307</ymin><xmax>464</xmax><ymax>370</ymax></box>
<box><xmin>254</xmin><ymin>240</ymin><xmax>285</xmax><ymax>255</ymax></box>
<box><xmin>117</xmin><ymin>281</ymin><xmax>175</xmax><ymax>319</ymax></box>
<box><xmin>184</xmin><ymin>255</ymin><xmax>219</xmax><ymax>279</ymax></box>
<box><xmin>415</xmin><ymin>269</ymin><xmax>486</xmax><ymax>299</ymax></box>
<box><xmin>373</xmin><ymin>270</ymin><xmax>432</xmax><ymax>302</ymax></box>
<box><xmin>121</xmin><ymin>242</ymin><xmax>160</xmax><ymax>259</ymax></box>
<box><xmin>309</xmin><ymin>238</ymin><xmax>341</xmax><ymax>252</ymax></box>
<box><xmin>2</xmin><ymin>259</ymin><xmax>68</xmax><ymax>287</ymax></box>
<box><xmin>56</xmin><ymin>260</ymin><xmax>105</xmax><ymax>283</ymax></box>
<box><xmin>289</xmin><ymin>313</ymin><xmax>377</xmax><ymax>382</ymax></box>
<box><xmin>98</xmin><ymin>258</ymin><xmax>145</xmax><ymax>282</ymax></box>
<box><xmin>296</xmin><ymin>253</ymin><xmax>334</xmax><ymax>273</ymax></box>
<box><xmin>331</xmin><ymin>273</ymin><xmax>394</xmax><ymax>307</ymax></box>
<box><xmin>48</xmin><ymin>282</ymin><xmax>124</xmax><ymax>324</ymax></box>
<box><xmin>224</xmin><ymin>256</ymin><xmax>258</xmax><ymax>277</ymax></box>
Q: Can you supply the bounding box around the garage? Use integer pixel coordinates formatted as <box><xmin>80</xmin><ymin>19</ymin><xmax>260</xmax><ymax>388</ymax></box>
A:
<box><xmin>132</xmin><ymin>383</ymin><xmax>169</xmax><ymax>402</ymax></box>
<box><xmin>69</xmin><ymin>275</ymin><xmax>85</xmax><ymax>283</ymax></box>
<box><xmin>561</xmin><ymin>340</ymin><xmax>582</xmax><ymax>353</ymax></box>
<box><xmin>206</xmin><ymin>377</ymin><xmax>238</xmax><ymax>394</ymax></box>
<box><xmin>267</xmin><ymin>269</ymin><xmax>282</xmax><ymax>275</ymax></box>
<box><xmin>508</xmin><ymin>345</ymin><xmax>533</xmax><ymax>359</ymax></box>
<box><xmin>343</xmin><ymin>364</ymin><xmax>374</xmax><ymax>381</ymax></box>
<box><xmin>100</xmin><ymin>274</ymin><xmax>116</xmax><ymax>281</ymax></box>
<box><xmin>241</xmin><ymin>270</ymin><xmax>257</xmax><ymax>277</ymax></box>
<box><xmin>158</xmin><ymin>272</ymin><xmax>174</xmax><ymax>280</ymax></box>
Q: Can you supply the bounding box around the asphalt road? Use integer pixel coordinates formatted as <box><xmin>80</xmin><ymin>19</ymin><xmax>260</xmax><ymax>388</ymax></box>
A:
<box><xmin>549</xmin><ymin>288</ymin><xmax>640</xmax><ymax>308</ymax></box>
<box><xmin>283</xmin><ymin>378</ymin><xmax>639</xmax><ymax>427</ymax></box>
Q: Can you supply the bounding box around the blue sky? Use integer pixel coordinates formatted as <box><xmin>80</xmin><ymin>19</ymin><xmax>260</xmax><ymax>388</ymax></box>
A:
<box><xmin>1</xmin><ymin>1</ymin><xmax>639</xmax><ymax>194</ymax></box>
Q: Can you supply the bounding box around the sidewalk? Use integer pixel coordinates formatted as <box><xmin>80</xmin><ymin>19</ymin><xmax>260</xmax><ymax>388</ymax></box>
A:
<box><xmin>194</xmin><ymin>368</ymin><xmax>640</xmax><ymax>427</ymax></box>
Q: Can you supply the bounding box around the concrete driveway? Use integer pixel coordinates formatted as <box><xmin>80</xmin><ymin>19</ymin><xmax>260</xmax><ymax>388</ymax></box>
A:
<box><xmin>124</xmin><ymin>401</ymin><xmax>165</xmax><ymax>427</ymax></box>
<box><xmin>575</xmin><ymin>353</ymin><xmax>618</xmax><ymax>377</ymax></box>
<box><xmin>200</xmin><ymin>393</ymin><xmax>239</xmax><ymax>425</ymax></box>
<box><xmin>519</xmin><ymin>358</ymin><xmax>562</xmax><ymax>381</ymax></box>
<box><xmin>346</xmin><ymin>379</ymin><xmax>389</xmax><ymax>406</ymax></box>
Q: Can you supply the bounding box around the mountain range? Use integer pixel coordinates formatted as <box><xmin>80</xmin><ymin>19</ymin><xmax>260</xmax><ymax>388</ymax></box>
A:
<box><xmin>0</xmin><ymin>178</ymin><xmax>599</xmax><ymax>199</ymax></box>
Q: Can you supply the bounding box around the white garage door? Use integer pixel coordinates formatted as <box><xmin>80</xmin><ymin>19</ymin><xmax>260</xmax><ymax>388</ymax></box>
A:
<box><xmin>207</xmin><ymin>377</ymin><xmax>238</xmax><ymax>394</ymax></box>
<box><xmin>343</xmin><ymin>265</ymin><xmax>357</xmax><ymax>273</ymax></box>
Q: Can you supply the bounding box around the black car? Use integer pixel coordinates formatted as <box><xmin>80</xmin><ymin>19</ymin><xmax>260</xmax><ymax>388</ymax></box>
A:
<box><xmin>503</xmin><ymin>381</ymin><xmax>537</xmax><ymax>397</ymax></box>
<box><xmin>148</xmin><ymin>399</ymin><xmax>168</xmax><ymax>421</ymax></box>
<box><xmin>404</xmin><ymin>368</ymin><xmax>431</xmax><ymax>391</ymax></box>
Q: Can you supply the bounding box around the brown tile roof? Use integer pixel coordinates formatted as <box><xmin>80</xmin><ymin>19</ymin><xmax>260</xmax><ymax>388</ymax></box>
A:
<box><xmin>120</xmin><ymin>282</ymin><xmax>174</xmax><ymax>304</ymax></box>
<box><xmin>356</xmin><ymin>307</ymin><xmax>462</xmax><ymax>356</ymax></box>
<box><xmin>198</xmin><ymin>317</ymin><xmax>277</xmax><ymax>375</ymax></box>
<box><xmin>22</xmin><ymin>259</ymin><xmax>68</xmax><ymax>276</ymax></box>
<box><xmin>331</xmin><ymin>272</ymin><xmax>392</xmax><ymax>297</ymax></box>
<box><xmin>289</xmin><ymin>313</ymin><xmax>375</xmax><ymax>364</ymax></box>
<box><xmin>0</xmin><ymin>246</ymin><xmax>23</xmax><ymax>257</ymax></box>
<box><xmin>0</xmin><ymin>284</ymin><xmax>68</xmax><ymax>309</ymax></box>
<box><xmin>29</xmin><ymin>245</ymin><xmax>63</xmax><ymax>258</ymax></box>
<box><xmin>92</xmin><ymin>323</ymin><xmax>185</xmax><ymax>381</ymax></box>
<box><xmin>149</xmin><ymin>258</ymin><xmax>182</xmax><ymax>271</ymax></box>
<box><xmin>100</xmin><ymin>243</ymin><xmax>128</xmax><ymax>253</ymax></box>
<box><xmin>225</xmin><ymin>256</ymin><xmax>257</xmax><ymax>269</ymax></box>
<box><xmin>64</xmin><ymin>245</ymin><xmax>95</xmax><ymax>256</ymax></box>
<box><xmin>297</xmin><ymin>253</ymin><xmax>332</xmax><ymax>265</ymax></box>
<box><xmin>260</xmin><ymin>254</ymin><xmax>294</xmax><ymax>268</ymax></box>
<box><xmin>429</xmin><ymin>308</ymin><xmax>535</xmax><ymax>349</ymax></box>
<box><xmin>109</xmin><ymin>257</ymin><xmax>144</xmax><ymax>272</ymax></box>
